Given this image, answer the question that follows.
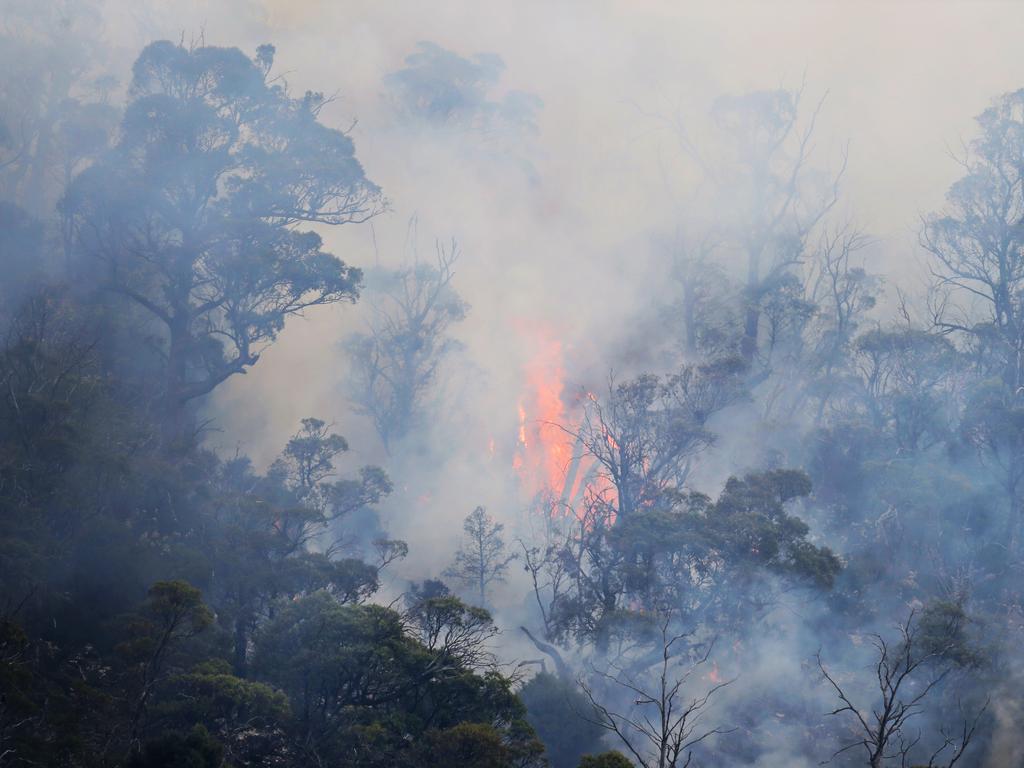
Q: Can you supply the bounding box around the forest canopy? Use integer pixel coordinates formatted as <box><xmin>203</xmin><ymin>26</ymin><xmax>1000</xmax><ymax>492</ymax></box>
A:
<box><xmin>1</xmin><ymin>3</ymin><xmax>1023</xmax><ymax>767</ymax></box>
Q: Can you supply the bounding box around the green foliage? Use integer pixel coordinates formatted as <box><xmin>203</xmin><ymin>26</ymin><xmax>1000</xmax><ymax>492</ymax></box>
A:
<box><xmin>578</xmin><ymin>752</ymin><xmax>633</xmax><ymax>768</ymax></box>
<box><xmin>416</xmin><ymin>719</ymin><xmax>545</xmax><ymax>768</ymax></box>
<box><xmin>519</xmin><ymin>672</ymin><xmax>606</xmax><ymax>768</ymax></box>
<box><xmin>2</xmin><ymin>22</ymin><xmax>1018</xmax><ymax>768</ymax></box>
<box><xmin>708</xmin><ymin>469</ymin><xmax>840</xmax><ymax>587</ymax></box>
<box><xmin>249</xmin><ymin>592</ymin><xmax>541</xmax><ymax>765</ymax></box>
<box><xmin>127</xmin><ymin>725</ymin><xmax>223</xmax><ymax>768</ymax></box>
<box><xmin>162</xmin><ymin>660</ymin><xmax>291</xmax><ymax>724</ymax></box>
<box><xmin>116</xmin><ymin>581</ymin><xmax>213</xmax><ymax>671</ymax></box>
<box><xmin>146</xmin><ymin>581</ymin><xmax>214</xmax><ymax>634</ymax></box>
<box><xmin>405</xmin><ymin>588</ymin><xmax>499</xmax><ymax>668</ymax></box>
<box><xmin>916</xmin><ymin>599</ymin><xmax>986</xmax><ymax>669</ymax></box>
<box><xmin>252</xmin><ymin>592</ymin><xmax>412</xmax><ymax>714</ymax></box>
<box><xmin>417</xmin><ymin>722</ymin><xmax>514</xmax><ymax>768</ymax></box>
<box><xmin>537</xmin><ymin>469</ymin><xmax>839</xmax><ymax>647</ymax></box>
<box><xmin>61</xmin><ymin>40</ymin><xmax>383</xmax><ymax>442</ymax></box>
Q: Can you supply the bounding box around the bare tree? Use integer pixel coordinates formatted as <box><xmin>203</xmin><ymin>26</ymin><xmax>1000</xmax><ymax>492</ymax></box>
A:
<box><xmin>579</xmin><ymin>613</ymin><xmax>733</xmax><ymax>768</ymax></box>
<box><xmin>346</xmin><ymin>235</ymin><xmax>467</xmax><ymax>452</ymax></box>
<box><xmin>807</xmin><ymin>226</ymin><xmax>876</xmax><ymax>369</ymax></box>
<box><xmin>444</xmin><ymin>506</ymin><xmax>515</xmax><ymax>608</ymax></box>
<box><xmin>817</xmin><ymin>610</ymin><xmax>988</xmax><ymax>768</ymax></box>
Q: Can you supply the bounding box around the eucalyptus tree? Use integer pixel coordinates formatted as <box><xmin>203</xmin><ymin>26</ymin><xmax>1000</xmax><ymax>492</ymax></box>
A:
<box><xmin>923</xmin><ymin>89</ymin><xmax>1024</xmax><ymax>391</ymax></box>
<box><xmin>62</xmin><ymin>41</ymin><xmax>383</xmax><ymax>445</ymax></box>
<box><xmin>923</xmin><ymin>89</ymin><xmax>1024</xmax><ymax>550</ymax></box>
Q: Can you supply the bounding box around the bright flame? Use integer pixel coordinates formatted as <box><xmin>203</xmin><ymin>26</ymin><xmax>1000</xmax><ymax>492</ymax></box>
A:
<box><xmin>513</xmin><ymin>329</ymin><xmax>569</xmax><ymax>495</ymax></box>
<box><xmin>512</xmin><ymin>325</ymin><xmax>617</xmax><ymax>519</ymax></box>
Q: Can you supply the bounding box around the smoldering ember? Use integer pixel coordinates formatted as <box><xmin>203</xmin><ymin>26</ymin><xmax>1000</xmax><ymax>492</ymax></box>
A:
<box><xmin>4</xmin><ymin>1</ymin><xmax>1024</xmax><ymax>766</ymax></box>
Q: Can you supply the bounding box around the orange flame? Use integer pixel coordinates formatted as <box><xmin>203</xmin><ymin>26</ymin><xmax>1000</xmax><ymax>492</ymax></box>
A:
<box><xmin>513</xmin><ymin>329</ymin><xmax>569</xmax><ymax>495</ymax></box>
<box><xmin>512</xmin><ymin>325</ymin><xmax>617</xmax><ymax>519</ymax></box>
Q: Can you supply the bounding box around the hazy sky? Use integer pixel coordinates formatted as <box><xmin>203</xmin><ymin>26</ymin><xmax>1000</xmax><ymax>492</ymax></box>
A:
<box><xmin>114</xmin><ymin>0</ymin><xmax>1024</xmax><ymax>242</ymax></box>
<box><xmin>151</xmin><ymin>0</ymin><xmax>1022</xmax><ymax>440</ymax></box>
<box><xmin>92</xmin><ymin>1</ymin><xmax>1024</xmax><ymax>561</ymax></box>
<box><xmin>247</xmin><ymin>0</ymin><xmax>1024</xmax><ymax>236</ymax></box>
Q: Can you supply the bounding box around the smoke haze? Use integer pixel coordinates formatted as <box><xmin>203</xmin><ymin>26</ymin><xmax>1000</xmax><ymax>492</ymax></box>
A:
<box><xmin>4</xmin><ymin>1</ymin><xmax>1024</xmax><ymax>766</ymax></box>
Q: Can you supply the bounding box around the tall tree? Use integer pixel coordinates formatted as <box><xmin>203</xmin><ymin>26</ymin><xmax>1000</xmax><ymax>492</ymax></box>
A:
<box><xmin>573</xmin><ymin>362</ymin><xmax>746</xmax><ymax>521</ymax></box>
<box><xmin>0</xmin><ymin>0</ymin><xmax>117</xmax><ymax>216</ymax></box>
<box><xmin>444</xmin><ymin>507</ymin><xmax>515</xmax><ymax>608</ymax></box>
<box><xmin>62</xmin><ymin>41</ymin><xmax>383</xmax><ymax>445</ymax></box>
<box><xmin>922</xmin><ymin>89</ymin><xmax>1024</xmax><ymax>550</ymax></box>
<box><xmin>923</xmin><ymin>89</ymin><xmax>1024</xmax><ymax>391</ymax></box>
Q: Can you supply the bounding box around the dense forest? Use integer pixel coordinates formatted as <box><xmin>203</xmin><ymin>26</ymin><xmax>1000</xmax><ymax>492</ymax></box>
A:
<box><xmin>2</xmin><ymin>2</ymin><xmax>1024</xmax><ymax>767</ymax></box>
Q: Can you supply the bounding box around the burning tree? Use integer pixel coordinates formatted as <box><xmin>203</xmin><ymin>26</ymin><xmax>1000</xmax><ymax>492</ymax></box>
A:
<box><xmin>507</xmin><ymin>324</ymin><xmax>747</xmax><ymax>526</ymax></box>
<box><xmin>521</xmin><ymin>469</ymin><xmax>840</xmax><ymax>656</ymax></box>
<box><xmin>569</xmin><ymin>361</ymin><xmax>747</xmax><ymax>521</ymax></box>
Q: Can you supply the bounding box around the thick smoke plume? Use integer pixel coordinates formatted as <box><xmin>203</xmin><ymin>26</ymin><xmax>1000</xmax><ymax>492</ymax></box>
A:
<box><xmin>2</xmin><ymin>1</ymin><xmax>1024</xmax><ymax>767</ymax></box>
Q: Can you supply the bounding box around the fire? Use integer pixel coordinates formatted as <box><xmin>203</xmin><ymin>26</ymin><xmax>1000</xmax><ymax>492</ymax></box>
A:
<box><xmin>513</xmin><ymin>329</ymin><xmax>569</xmax><ymax>495</ymax></box>
<box><xmin>707</xmin><ymin>661</ymin><xmax>722</xmax><ymax>684</ymax></box>
<box><xmin>512</xmin><ymin>325</ymin><xmax>617</xmax><ymax>519</ymax></box>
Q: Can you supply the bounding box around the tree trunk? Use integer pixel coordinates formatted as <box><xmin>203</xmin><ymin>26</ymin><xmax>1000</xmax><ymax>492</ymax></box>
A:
<box><xmin>742</xmin><ymin>245</ymin><xmax>761</xmax><ymax>364</ymax></box>
<box><xmin>233</xmin><ymin>616</ymin><xmax>249</xmax><ymax>676</ymax></box>
<box><xmin>520</xmin><ymin>627</ymin><xmax>571</xmax><ymax>679</ymax></box>
<box><xmin>683</xmin><ymin>280</ymin><xmax>697</xmax><ymax>355</ymax></box>
<box><xmin>163</xmin><ymin>316</ymin><xmax>191</xmax><ymax>449</ymax></box>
